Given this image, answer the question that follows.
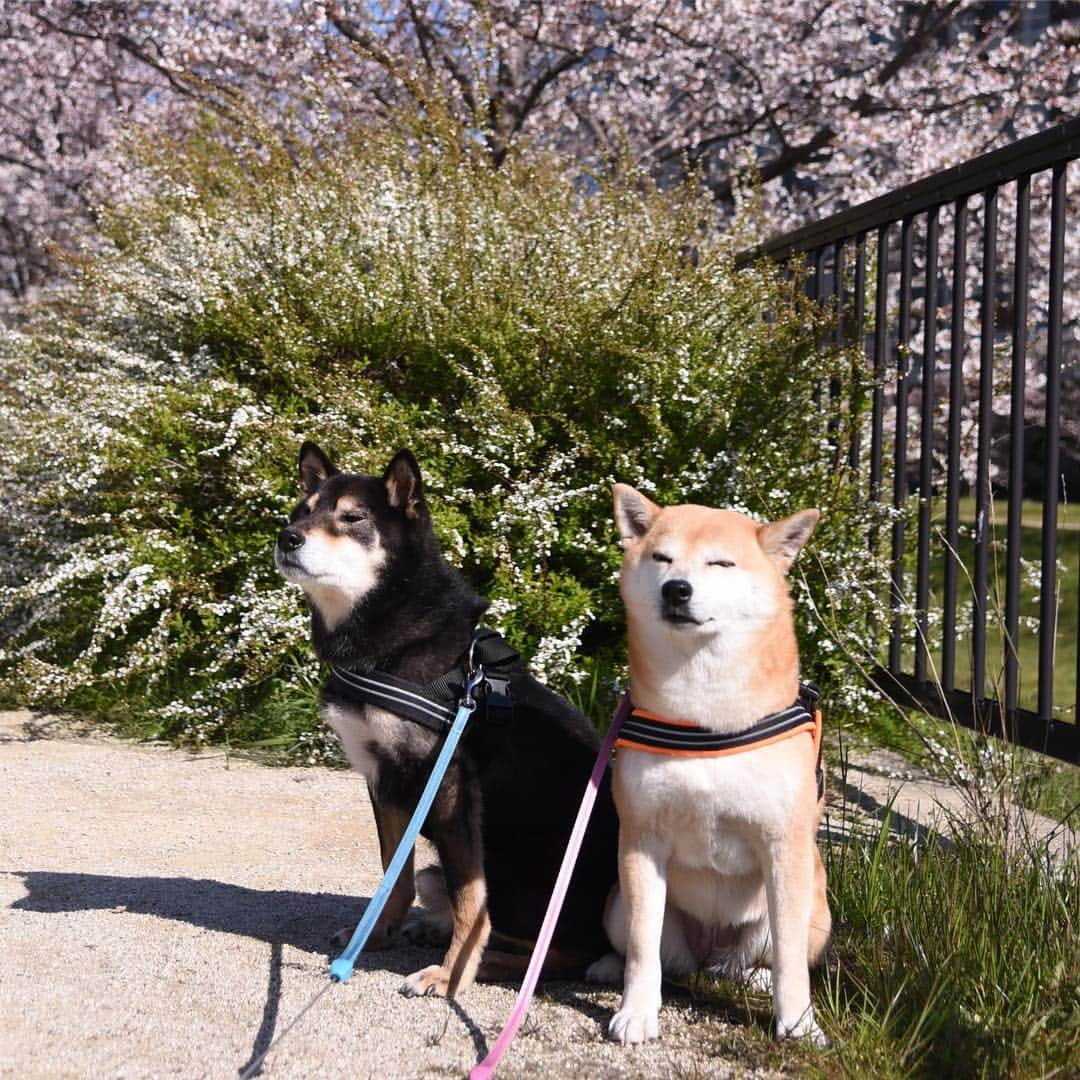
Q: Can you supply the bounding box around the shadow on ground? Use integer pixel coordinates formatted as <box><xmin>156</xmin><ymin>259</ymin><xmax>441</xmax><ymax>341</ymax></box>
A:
<box><xmin>10</xmin><ymin>870</ymin><xmax>373</xmax><ymax>953</ymax></box>
<box><xmin>8</xmin><ymin>870</ymin><xmax>452</xmax><ymax>1074</ymax></box>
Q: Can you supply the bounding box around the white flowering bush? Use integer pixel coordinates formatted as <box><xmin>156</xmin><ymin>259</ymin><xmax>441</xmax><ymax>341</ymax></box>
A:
<box><xmin>0</xmin><ymin>117</ymin><xmax>888</xmax><ymax>748</ymax></box>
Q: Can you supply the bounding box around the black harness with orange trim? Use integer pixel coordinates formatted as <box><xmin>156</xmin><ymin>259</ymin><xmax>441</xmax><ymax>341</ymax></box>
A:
<box><xmin>616</xmin><ymin>682</ymin><xmax>825</xmax><ymax>799</ymax></box>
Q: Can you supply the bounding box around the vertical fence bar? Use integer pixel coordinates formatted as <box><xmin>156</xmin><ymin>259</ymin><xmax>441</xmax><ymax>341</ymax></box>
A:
<box><xmin>812</xmin><ymin>247</ymin><xmax>826</xmax><ymax>406</ymax></box>
<box><xmin>834</xmin><ymin>240</ymin><xmax>845</xmax><ymax>340</ymax></box>
<box><xmin>942</xmin><ymin>197</ymin><xmax>968</xmax><ymax>696</ymax></box>
<box><xmin>889</xmin><ymin>216</ymin><xmax>915</xmax><ymax>673</ymax></box>
<box><xmin>851</xmin><ymin>232</ymin><xmax>868</xmax><ymax>471</ymax></box>
<box><xmin>831</xmin><ymin>240</ymin><xmax>845</xmax><ymax>465</ymax></box>
<box><xmin>1040</xmin><ymin>163</ymin><xmax>1066</xmax><ymax>726</ymax></box>
<box><xmin>915</xmin><ymin>208</ymin><xmax>940</xmax><ymax>683</ymax></box>
<box><xmin>972</xmin><ymin>187</ymin><xmax>998</xmax><ymax>713</ymax></box>
<box><xmin>1005</xmin><ymin>174</ymin><xmax>1031</xmax><ymax>717</ymax></box>
<box><xmin>870</xmin><ymin>225</ymin><xmax>889</xmax><ymax>507</ymax></box>
<box><xmin>869</xmin><ymin>225</ymin><xmax>890</xmax><ymax>647</ymax></box>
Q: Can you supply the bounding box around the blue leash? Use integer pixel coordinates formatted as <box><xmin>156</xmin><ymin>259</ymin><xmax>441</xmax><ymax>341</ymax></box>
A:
<box><xmin>239</xmin><ymin>663</ymin><xmax>483</xmax><ymax>1077</ymax></box>
<box><xmin>330</xmin><ymin>666</ymin><xmax>480</xmax><ymax>981</ymax></box>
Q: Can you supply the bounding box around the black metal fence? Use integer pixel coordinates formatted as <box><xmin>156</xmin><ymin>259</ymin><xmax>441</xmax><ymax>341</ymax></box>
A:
<box><xmin>737</xmin><ymin>118</ymin><xmax>1080</xmax><ymax>764</ymax></box>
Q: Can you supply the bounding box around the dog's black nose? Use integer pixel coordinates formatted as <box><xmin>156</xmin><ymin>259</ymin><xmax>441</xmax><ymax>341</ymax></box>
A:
<box><xmin>277</xmin><ymin>527</ymin><xmax>305</xmax><ymax>552</ymax></box>
<box><xmin>661</xmin><ymin>579</ymin><xmax>693</xmax><ymax>605</ymax></box>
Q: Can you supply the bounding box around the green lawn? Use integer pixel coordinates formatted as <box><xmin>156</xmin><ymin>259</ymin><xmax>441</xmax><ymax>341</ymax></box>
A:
<box><xmin>898</xmin><ymin>496</ymin><xmax>1078</xmax><ymax>723</ymax></box>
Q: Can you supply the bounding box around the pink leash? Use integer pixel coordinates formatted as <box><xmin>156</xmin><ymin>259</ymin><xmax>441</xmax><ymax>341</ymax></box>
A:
<box><xmin>469</xmin><ymin>693</ymin><xmax>630</xmax><ymax>1080</ymax></box>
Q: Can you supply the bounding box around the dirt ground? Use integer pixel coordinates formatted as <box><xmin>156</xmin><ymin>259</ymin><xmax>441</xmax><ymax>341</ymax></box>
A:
<box><xmin>1</xmin><ymin>708</ymin><xmax>1069</xmax><ymax>1079</ymax></box>
<box><xmin>0</xmin><ymin>709</ymin><xmax>784</xmax><ymax>1079</ymax></box>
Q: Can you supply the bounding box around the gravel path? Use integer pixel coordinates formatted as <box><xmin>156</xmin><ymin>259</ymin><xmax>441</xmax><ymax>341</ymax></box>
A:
<box><xmin>1</xmin><ymin>710</ymin><xmax>784</xmax><ymax>1080</ymax></box>
<box><xmin>2</xmin><ymin>708</ymin><xmax>1069</xmax><ymax>1079</ymax></box>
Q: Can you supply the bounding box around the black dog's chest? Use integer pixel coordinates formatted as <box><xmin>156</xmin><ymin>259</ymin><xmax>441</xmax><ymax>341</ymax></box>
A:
<box><xmin>322</xmin><ymin>697</ymin><xmax>437</xmax><ymax>777</ymax></box>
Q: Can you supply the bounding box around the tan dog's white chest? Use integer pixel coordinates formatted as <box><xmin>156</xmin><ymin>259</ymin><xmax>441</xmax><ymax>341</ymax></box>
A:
<box><xmin>613</xmin><ymin>744</ymin><xmax>806</xmax><ymax>877</ymax></box>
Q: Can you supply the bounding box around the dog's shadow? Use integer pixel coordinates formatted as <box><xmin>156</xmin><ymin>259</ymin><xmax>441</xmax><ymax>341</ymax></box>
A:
<box><xmin>9</xmin><ymin>870</ymin><xmax>469</xmax><ymax>1074</ymax></box>
<box><xmin>11</xmin><ymin>870</ymin><xmax>376</xmax><ymax>951</ymax></box>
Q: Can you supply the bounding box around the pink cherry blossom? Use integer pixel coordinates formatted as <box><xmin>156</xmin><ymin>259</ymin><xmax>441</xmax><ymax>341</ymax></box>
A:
<box><xmin>2</xmin><ymin>2</ymin><xmax>1076</xmax><ymax>306</ymax></box>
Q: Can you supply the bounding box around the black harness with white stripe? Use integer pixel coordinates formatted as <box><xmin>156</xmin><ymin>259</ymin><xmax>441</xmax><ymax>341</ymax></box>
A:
<box><xmin>325</xmin><ymin>627</ymin><xmax>518</xmax><ymax>732</ymax></box>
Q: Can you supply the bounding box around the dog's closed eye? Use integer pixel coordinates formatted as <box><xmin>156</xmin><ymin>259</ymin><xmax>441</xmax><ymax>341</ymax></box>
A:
<box><xmin>651</xmin><ymin>552</ymin><xmax>673</xmax><ymax>564</ymax></box>
<box><xmin>340</xmin><ymin>510</ymin><xmax>368</xmax><ymax>524</ymax></box>
<box><xmin>708</xmin><ymin>559</ymin><xmax>735</xmax><ymax>568</ymax></box>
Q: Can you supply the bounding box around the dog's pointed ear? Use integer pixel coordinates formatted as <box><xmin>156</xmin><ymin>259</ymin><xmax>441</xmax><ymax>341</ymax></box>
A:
<box><xmin>298</xmin><ymin>441</ymin><xmax>338</xmax><ymax>495</ymax></box>
<box><xmin>758</xmin><ymin>509</ymin><xmax>820</xmax><ymax>573</ymax></box>
<box><xmin>614</xmin><ymin>484</ymin><xmax>660</xmax><ymax>543</ymax></box>
<box><xmin>383</xmin><ymin>450</ymin><xmax>424</xmax><ymax>520</ymax></box>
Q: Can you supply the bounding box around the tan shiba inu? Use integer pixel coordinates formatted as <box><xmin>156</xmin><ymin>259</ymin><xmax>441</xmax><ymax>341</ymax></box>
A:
<box><xmin>586</xmin><ymin>484</ymin><xmax>831</xmax><ymax>1045</ymax></box>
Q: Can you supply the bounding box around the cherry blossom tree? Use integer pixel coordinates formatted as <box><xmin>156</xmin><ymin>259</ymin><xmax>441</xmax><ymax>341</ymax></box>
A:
<box><xmin>0</xmin><ymin>1</ymin><xmax>335</xmax><ymax>301</ymax></box>
<box><xmin>1</xmin><ymin>1</ymin><xmax>1077</xmax><ymax>305</ymax></box>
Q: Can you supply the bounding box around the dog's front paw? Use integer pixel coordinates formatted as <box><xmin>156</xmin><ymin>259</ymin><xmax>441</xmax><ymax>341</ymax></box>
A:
<box><xmin>607</xmin><ymin>1005</ymin><xmax>659</xmax><ymax>1045</ymax></box>
<box><xmin>777</xmin><ymin>1010</ymin><xmax>827</xmax><ymax>1046</ymax></box>
<box><xmin>585</xmin><ymin>952</ymin><xmax>624</xmax><ymax>985</ymax></box>
<box><xmin>400</xmin><ymin>964</ymin><xmax>450</xmax><ymax>998</ymax></box>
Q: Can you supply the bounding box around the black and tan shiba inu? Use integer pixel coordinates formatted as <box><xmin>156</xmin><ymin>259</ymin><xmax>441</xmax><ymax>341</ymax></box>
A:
<box><xmin>588</xmin><ymin>485</ymin><xmax>831</xmax><ymax>1044</ymax></box>
<box><xmin>274</xmin><ymin>441</ymin><xmax>618</xmax><ymax>999</ymax></box>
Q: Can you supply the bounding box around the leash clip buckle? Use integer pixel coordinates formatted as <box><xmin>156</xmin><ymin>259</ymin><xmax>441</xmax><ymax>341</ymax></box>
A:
<box><xmin>463</xmin><ymin>636</ymin><xmax>486</xmax><ymax>710</ymax></box>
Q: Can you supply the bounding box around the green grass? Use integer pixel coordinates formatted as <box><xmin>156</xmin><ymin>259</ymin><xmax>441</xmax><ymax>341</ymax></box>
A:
<box><xmin>809</xmin><ymin>810</ymin><xmax>1079</xmax><ymax>1078</ymax></box>
<box><xmin>898</xmin><ymin>497</ymin><xmax>1078</xmax><ymax>723</ymax></box>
